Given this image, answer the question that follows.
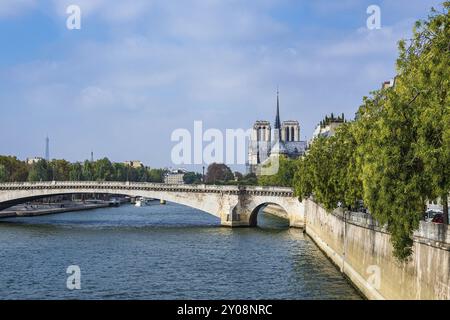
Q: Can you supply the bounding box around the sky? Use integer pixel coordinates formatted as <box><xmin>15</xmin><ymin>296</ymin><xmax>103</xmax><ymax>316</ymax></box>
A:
<box><xmin>0</xmin><ymin>0</ymin><xmax>444</xmax><ymax>171</ymax></box>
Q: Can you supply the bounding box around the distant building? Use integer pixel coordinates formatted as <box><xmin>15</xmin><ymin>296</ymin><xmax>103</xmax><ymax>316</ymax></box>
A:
<box><xmin>164</xmin><ymin>171</ymin><xmax>185</xmax><ymax>184</ymax></box>
<box><xmin>382</xmin><ymin>78</ymin><xmax>396</xmax><ymax>89</ymax></box>
<box><xmin>426</xmin><ymin>196</ymin><xmax>450</xmax><ymax>213</ymax></box>
<box><xmin>427</xmin><ymin>199</ymin><xmax>443</xmax><ymax>213</ymax></box>
<box><xmin>311</xmin><ymin>114</ymin><xmax>345</xmax><ymax>140</ymax></box>
<box><xmin>124</xmin><ymin>160</ymin><xmax>144</xmax><ymax>169</ymax></box>
<box><xmin>26</xmin><ymin>157</ymin><xmax>44</xmax><ymax>165</ymax></box>
<box><xmin>247</xmin><ymin>91</ymin><xmax>307</xmax><ymax>174</ymax></box>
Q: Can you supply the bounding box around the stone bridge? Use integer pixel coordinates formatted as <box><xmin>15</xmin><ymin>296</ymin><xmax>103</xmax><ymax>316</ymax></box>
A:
<box><xmin>0</xmin><ymin>181</ymin><xmax>305</xmax><ymax>227</ymax></box>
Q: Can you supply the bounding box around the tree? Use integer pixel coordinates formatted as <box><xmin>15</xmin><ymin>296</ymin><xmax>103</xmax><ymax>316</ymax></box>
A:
<box><xmin>0</xmin><ymin>164</ymin><xmax>6</xmax><ymax>182</ymax></box>
<box><xmin>147</xmin><ymin>168</ymin><xmax>165</xmax><ymax>183</ymax></box>
<box><xmin>82</xmin><ymin>160</ymin><xmax>94</xmax><ymax>181</ymax></box>
<box><xmin>205</xmin><ymin>163</ymin><xmax>234</xmax><ymax>184</ymax></box>
<box><xmin>331</xmin><ymin>122</ymin><xmax>362</xmax><ymax>210</ymax></box>
<box><xmin>93</xmin><ymin>158</ymin><xmax>114</xmax><ymax>181</ymax></box>
<box><xmin>69</xmin><ymin>162</ymin><xmax>83</xmax><ymax>181</ymax></box>
<box><xmin>50</xmin><ymin>159</ymin><xmax>71</xmax><ymax>181</ymax></box>
<box><xmin>112</xmin><ymin>163</ymin><xmax>127</xmax><ymax>181</ymax></box>
<box><xmin>183</xmin><ymin>172</ymin><xmax>202</xmax><ymax>184</ymax></box>
<box><xmin>358</xmin><ymin>4</ymin><xmax>450</xmax><ymax>259</ymax></box>
<box><xmin>241</xmin><ymin>173</ymin><xmax>258</xmax><ymax>185</ymax></box>
<box><xmin>396</xmin><ymin>6</ymin><xmax>450</xmax><ymax>224</ymax></box>
<box><xmin>0</xmin><ymin>156</ymin><xmax>28</xmax><ymax>182</ymax></box>
<box><xmin>0</xmin><ymin>155</ymin><xmax>173</xmax><ymax>185</ymax></box>
<box><xmin>357</xmin><ymin>87</ymin><xmax>427</xmax><ymax>259</ymax></box>
<box><xmin>259</xmin><ymin>156</ymin><xmax>298</xmax><ymax>187</ymax></box>
<box><xmin>28</xmin><ymin>160</ymin><xmax>51</xmax><ymax>181</ymax></box>
<box><xmin>136</xmin><ymin>166</ymin><xmax>149</xmax><ymax>182</ymax></box>
<box><xmin>234</xmin><ymin>171</ymin><xmax>243</xmax><ymax>181</ymax></box>
<box><xmin>293</xmin><ymin>136</ymin><xmax>336</xmax><ymax>209</ymax></box>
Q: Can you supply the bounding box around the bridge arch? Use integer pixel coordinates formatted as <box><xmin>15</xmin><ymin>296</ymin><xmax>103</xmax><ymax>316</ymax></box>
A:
<box><xmin>248</xmin><ymin>202</ymin><xmax>290</xmax><ymax>227</ymax></box>
<box><xmin>0</xmin><ymin>189</ymin><xmax>224</xmax><ymax>220</ymax></box>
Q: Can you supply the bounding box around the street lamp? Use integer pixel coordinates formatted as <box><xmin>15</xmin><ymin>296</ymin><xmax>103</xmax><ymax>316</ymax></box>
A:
<box><xmin>202</xmin><ymin>166</ymin><xmax>205</xmax><ymax>184</ymax></box>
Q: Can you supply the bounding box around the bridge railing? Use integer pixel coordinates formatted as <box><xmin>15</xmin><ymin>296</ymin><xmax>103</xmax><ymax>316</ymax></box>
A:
<box><xmin>0</xmin><ymin>181</ymin><xmax>235</xmax><ymax>190</ymax></box>
<box><xmin>0</xmin><ymin>181</ymin><xmax>294</xmax><ymax>195</ymax></box>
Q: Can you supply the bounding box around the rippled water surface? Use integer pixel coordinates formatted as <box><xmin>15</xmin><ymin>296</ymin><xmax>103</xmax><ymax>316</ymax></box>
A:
<box><xmin>0</xmin><ymin>203</ymin><xmax>361</xmax><ymax>299</ymax></box>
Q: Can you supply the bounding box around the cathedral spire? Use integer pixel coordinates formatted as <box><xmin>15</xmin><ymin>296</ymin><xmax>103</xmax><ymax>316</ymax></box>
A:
<box><xmin>275</xmin><ymin>88</ymin><xmax>281</xmax><ymax>129</ymax></box>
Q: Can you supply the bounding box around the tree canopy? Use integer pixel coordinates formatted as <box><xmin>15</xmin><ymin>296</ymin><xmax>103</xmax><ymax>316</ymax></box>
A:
<box><xmin>0</xmin><ymin>156</ymin><xmax>167</xmax><ymax>184</ymax></box>
<box><xmin>295</xmin><ymin>3</ymin><xmax>450</xmax><ymax>260</ymax></box>
<box><xmin>183</xmin><ymin>171</ymin><xmax>203</xmax><ymax>184</ymax></box>
<box><xmin>259</xmin><ymin>156</ymin><xmax>298</xmax><ymax>187</ymax></box>
<box><xmin>205</xmin><ymin>163</ymin><xmax>234</xmax><ymax>184</ymax></box>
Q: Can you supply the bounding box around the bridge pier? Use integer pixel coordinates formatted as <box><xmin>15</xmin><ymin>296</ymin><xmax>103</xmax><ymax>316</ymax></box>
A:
<box><xmin>219</xmin><ymin>192</ymin><xmax>305</xmax><ymax>228</ymax></box>
<box><xmin>220</xmin><ymin>211</ymin><xmax>252</xmax><ymax>228</ymax></box>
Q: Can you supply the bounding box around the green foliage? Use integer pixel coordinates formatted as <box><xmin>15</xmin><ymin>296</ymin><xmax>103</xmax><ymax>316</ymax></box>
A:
<box><xmin>183</xmin><ymin>172</ymin><xmax>203</xmax><ymax>184</ymax></box>
<box><xmin>0</xmin><ymin>164</ymin><xmax>6</xmax><ymax>182</ymax></box>
<box><xmin>92</xmin><ymin>158</ymin><xmax>114</xmax><ymax>181</ymax></box>
<box><xmin>112</xmin><ymin>162</ymin><xmax>128</xmax><ymax>181</ymax></box>
<box><xmin>233</xmin><ymin>173</ymin><xmax>258</xmax><ymax>186</ymax></box>
<box><xmin>50</xmin><ymin>159</ymin><xmax>71</xmax><ymax>181</ymax></box>
<box><xmin>293</xmin><ymin>124</ymin><xmax>362</xmax><ymax>212</ymax></box>
<box><xmin>404</xmin><ymin>3</ymin><xmax>450</xmax><ymax>224</ymax></box>
<box><xmin>295</xmin><ymin>4</ymin><xmax>450</xmax><ymax>260</ymax></box>
<box><xmin>259</xmin><ymin>156</ymin><xmax>299</xmax><ymax>187</ymax></box>
<box><xmin>0</xmin><ymin>156</ymin><xmax>169</xmax><ymax>184</ymax></box>
<box><xmin>69</xmin><ymin>162</ymin><xmax>83</xmax><ymax>181</ymax></box>
<box><xmin>234</xmin><ymin>171</ymin><xmax>243</xmax><ymax>181</ymax></box>
<box><xmin>205</xmin><ymin>163</ymin><xmax>234</xmax><ymax>184</ymax></box>
<box><xmin>82</xmin><ymin>160</ymin><xmax>94</xmax><ymax>180</ymax></box>
<box><xmin>147</xmin><ymin>168</ymin><xmax>166</xmax><ymax>183</ymax></box>
<box><xmin>0</xmin><ymin>156</ymin><xmax>28</xmax><ymax>182</ymax></box>
<box><xmin>242</xmin><ymin>173</ymin><xmax>258</xmax><ymax>185</ymax></box>
<box><xmin>28</xmin><ymin>160</ymin><xmax>51</xmax><ymax>181</ymax></box>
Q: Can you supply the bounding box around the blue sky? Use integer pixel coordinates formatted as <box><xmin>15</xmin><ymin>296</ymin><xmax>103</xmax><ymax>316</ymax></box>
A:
<box><xmin>0</xmin><ymin>0</ymin><xmax>444</xmax><ymax>171</ymax></box>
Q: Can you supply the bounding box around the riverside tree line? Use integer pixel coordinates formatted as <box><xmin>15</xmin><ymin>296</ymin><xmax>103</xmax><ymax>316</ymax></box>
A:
<box><xmin>0</xmin><ymin>157</ymin><xmax>167</xmax><ymax>183</ymax></box>
<box><xmin>0</xmin><ymin>156</ymin><xmax>258</xmax><ymax>186</ymax></box>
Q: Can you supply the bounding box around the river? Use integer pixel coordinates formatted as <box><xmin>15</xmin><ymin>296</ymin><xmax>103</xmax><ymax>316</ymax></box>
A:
<box><xmin>0</xmin><ymin>202</ymin><xmax>361</xmax><ymax>299</ymax></box>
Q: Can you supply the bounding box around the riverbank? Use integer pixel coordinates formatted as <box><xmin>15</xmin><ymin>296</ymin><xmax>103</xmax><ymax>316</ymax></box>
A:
<box><xmin>0</xmin><ymin>202</ymin><xmax>111</xmax><ymax>218</ymax></box>
<box><xmin>303</xmin><ymin>199</ymin><xmax>450</xmax><ymax>300</ymax></box>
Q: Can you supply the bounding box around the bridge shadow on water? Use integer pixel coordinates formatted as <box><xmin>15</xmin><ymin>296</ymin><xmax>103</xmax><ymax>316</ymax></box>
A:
<box><xmin>255</xmin><ymin>206</ymin><xmax>290</xmax><ymax>231</ymax></box>
<box><xmin>0</xmin><ymin>204</ymin><xmax>221</xmax><ymax>231</ymax></box>
<box><xmin>0</xmin><ymin>202</ymin><xmax>291</xmax><ymax>236</ymax></box>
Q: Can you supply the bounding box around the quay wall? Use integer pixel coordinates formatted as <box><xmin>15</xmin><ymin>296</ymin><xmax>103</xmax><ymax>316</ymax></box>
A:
<box><xmin>303</xmin><ymin>199</ymin><xmax>450</xmax><ymax>300</ymax></box>
<box><xmin>0</xmin><ymin>203</ymin><xmax>110</xmax><ymax>218</ymax></box>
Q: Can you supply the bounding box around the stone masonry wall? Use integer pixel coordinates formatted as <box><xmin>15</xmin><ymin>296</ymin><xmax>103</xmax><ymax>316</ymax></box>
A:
<box><xmin>304</xmin><ymin>199</ymin><xmax>450</xmax><ymax>300</ymax></box>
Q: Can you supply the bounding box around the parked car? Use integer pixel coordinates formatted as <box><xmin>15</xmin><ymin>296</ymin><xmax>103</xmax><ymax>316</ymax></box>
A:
<box><xmin>424</xmin><ymin>209</ymin><xmax>443</xmax><ymax>222</ymax></box>
<box><xmin>431</xmin><ymin>213</ymin><xmax>444</xmax><ymax>224</ymax></box>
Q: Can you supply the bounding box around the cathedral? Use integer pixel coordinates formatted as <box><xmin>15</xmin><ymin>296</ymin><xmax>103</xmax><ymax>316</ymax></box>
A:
<box><xmin>247</xmin><ymin>91</ymin><xmax>307</xmax><ymax>174</ymax></box>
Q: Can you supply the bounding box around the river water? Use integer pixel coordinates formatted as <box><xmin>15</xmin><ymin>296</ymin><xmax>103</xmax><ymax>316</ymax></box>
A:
<box><xmin>0</xmin><ymin>202</ymin><xmax>361</xmax><ymax>299</ymax></box>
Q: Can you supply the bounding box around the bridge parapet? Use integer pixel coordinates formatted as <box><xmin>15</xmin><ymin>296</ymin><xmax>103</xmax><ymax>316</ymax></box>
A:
<box><xmin>0</xmin><ymin>181</ymin><xmax>294</xmax><ymax>197</ymax></box>
<box><xmin>0</xmin><ymin>181</ymin><xmax>303</xmax><ymax>227</ymax></box>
